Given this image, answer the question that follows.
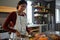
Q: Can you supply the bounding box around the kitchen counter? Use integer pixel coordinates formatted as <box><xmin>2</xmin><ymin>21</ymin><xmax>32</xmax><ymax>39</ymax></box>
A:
<box><xmin>27</xmin><ymin>24</ymin><xmax>48</xmax><ymax>27</ymax></box>
<box><xmin>0</xmin><ymin>26</ymin><xmax>7</xmax><ymax>33</ymax></box>
<box><xmin>27</xmin><ymin>24</ymin><xmax>48</xmax><ymax>33</ymax></box>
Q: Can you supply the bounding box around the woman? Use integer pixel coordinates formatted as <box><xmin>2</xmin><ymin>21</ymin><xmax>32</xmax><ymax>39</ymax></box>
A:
<box><xmin>2</xmin><ymin>0</ymin><xmax>27</xmax><ymax>40</ymax></box>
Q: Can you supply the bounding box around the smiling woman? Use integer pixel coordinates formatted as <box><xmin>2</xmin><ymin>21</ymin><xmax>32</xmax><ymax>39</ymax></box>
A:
<box><xmin>0</xmin><ymin>6</ymin><xmax>17</xmax><ymax>12</ymax></box>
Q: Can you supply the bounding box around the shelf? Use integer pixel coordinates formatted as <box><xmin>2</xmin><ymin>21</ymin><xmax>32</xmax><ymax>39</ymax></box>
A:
<box><xmin>34</xmin><ymin>13</ymin><xmax>43</xmax><ymax>17</ymax></box>
<box><xmin>30</xmin><ymin>29</ymin><xmax>39</xmax><ymax>32</ymax></box>
<box><xmin>33</xmin><ymin>6</ymin><xmax>45</xmax><ymax>9</ymax></box>
<box><xmin>34</xmin><ymin>11</ymin><xmax>48</xmax><ymax>14</ymax></box>
<box><xmin>0</xmin><ymin>29</ymin><xmax>7</xmax><ymax>33</ymax></box>
<box><xmin>31</xmin><ymin>1</ymin><xmax>52</xmax><ymax>33</ymax></box>
<box><xmin>34</xmin><ymin>16</ymin><xmax>42</xmax><ymax>17</ymax></box>
<box><xmin>0</xmin><ymin>6</ymin><xmax>16</xmax><ymax>12</ymax></box>
<box><xmin>27</xmin><ymin>24</ymin><xmax>48</xmax><ymax>28</ymax></box>
<box><xmin>33</xmin><ymin>6</ymin><xmax>50</xmax><ymax>10</ymax></box>
<box><xmin>34</xmin><ymin>14</ymin><xmax>48</xmax><ymax>17</ymax></box>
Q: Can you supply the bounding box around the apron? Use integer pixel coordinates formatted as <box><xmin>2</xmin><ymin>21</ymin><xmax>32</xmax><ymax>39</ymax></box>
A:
<box><xmin>10</xmin><ymin>13</ymin><xmax>27</xmax><ymax>40</ymax></box>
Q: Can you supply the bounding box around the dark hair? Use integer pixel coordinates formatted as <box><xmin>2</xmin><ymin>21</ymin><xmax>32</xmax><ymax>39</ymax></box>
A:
<box><xmin>17</xmin><ymin>0</ymin><xmax>27</xmax><ymax>9</ymax></box>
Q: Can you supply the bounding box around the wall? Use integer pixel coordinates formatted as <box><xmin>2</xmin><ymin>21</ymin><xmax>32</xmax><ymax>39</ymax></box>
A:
<box><xmin>0</xmin><ymin>0</ymin><xmax>26</xmax><ymax>26</ymax></box>
<box><xmin>56</xmin><ymin>5</ymin><xmax>60</xmax><ymax>9</ymax></box>
<box><xmin>0</xmin><ymin>0</ymin><xmax>20</xmax><ymax>26</ymax></box>
<box><xmin>0</xmin><ymin>12</ymin><xmax>9</xmax><ymax>26</ymax></box>
<box><xmin>0</xmin><ymin>0</ymin><xmax>20</xmax><ymax>7</ymax></box>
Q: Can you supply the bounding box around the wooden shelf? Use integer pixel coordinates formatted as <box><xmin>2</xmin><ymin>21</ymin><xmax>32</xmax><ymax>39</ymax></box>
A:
<box><xmin>34</xmin><ymin>11</ymin><xmax>48</xmax><ymax>14</ymax></box>
<box><xmin>0</xmin><ymin>6</ymin><xmax>16</xmax><ymax>12</ymax></box>
<box><xmin>33</xmin><ymin>6</ymin><xmax>50</xmax><ymax>9</ymax></box>
<box><xmin>33</xmin><ymin>6</ymin><xmax>45</xmax><ymax>9</ymax></box>
<box><xmin>29</xmin><ymin>28</ymin><xmax>39</xmax><ymax>32</ymax></box>
<box><xmin>27</xmin><ymin>24</ymin><xmax>48</xmax><ymax>27</ymax></box>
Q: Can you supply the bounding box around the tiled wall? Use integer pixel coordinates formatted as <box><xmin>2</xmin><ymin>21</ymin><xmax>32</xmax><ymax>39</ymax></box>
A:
<box><xmin>0</xmin><ymin>0</ymin><xmax>20</xmax><ymax>7</ymax></box>
<box><xmin>0</xmin><ymin>12</ymin><xmax>9</xmax><ymax>26</ymax></box>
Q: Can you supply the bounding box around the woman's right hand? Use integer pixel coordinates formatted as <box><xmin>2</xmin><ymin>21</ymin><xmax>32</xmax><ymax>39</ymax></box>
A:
<box><xmin>15</xmin><ymin>30</ymin><xmax>21</xmax><ymax>37</ymax></box>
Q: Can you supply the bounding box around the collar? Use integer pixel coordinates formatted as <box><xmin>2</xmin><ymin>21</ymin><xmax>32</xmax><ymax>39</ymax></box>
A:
<box><xmin>20</xmin><ymin>13</ymin><xmax>26</xmax><ymax>16</ymax></box>
<box><xmin>16</xmin><ymin>11</ymin><xmax>26</xmax><ymax>16</ymax></box>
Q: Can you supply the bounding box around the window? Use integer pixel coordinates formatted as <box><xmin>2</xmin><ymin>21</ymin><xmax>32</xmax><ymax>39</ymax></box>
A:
<box><xmin>55</xmin><ymin>9</ymin><xmax>60</xmax><ymax>23</ymax></box>
<box><xmin>27</xmin><ymin>1</ymin><xmax>32</xmax><ymax>24</ymax></box>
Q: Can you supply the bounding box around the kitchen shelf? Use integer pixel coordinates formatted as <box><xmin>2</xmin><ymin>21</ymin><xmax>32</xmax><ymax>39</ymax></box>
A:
<box><xmin>27</xmin><ymin>24</ymin><xmax>48</xmax><ymax>28</ymax></box>
<box><xmin>33</xmin><ymin>6</ymin><xmax>45</xmax><ymax>9</ymax></box>
<box><xmin>33</xmin><ymin>6</ymin><xmax>50</xmax><ymax>10</ymax></box>
<box><xmin>33</xmin><ymin>5</ymin><xmax>49</xmax><ymax>24</ymax></box>
<box><xmin>34</xmin><ymin>11</ymin><xmax>48</xmax><ymax>14</ymax></box>
<box><xmin>0</xmin><ymin>6</ymin><xmax>16</xmax><ymax>12</ymax></box>
<box><xmin>27</xmin><ymin>24</ymin><xmax>48</xmax><ymax>35</ymax></box>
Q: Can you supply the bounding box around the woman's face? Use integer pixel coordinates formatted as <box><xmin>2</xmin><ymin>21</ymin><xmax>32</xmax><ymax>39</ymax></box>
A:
<box><xmin>18</xmin><ymin>4</ymin><xmax>27</xmax><ymax>12</ymax></box>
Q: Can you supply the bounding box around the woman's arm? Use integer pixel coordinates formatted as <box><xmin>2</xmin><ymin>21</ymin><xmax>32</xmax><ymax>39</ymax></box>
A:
<box><xmin>2</xmin><ymin>12</ymin><xmax>17</xmax><ymax>33</ymax></box>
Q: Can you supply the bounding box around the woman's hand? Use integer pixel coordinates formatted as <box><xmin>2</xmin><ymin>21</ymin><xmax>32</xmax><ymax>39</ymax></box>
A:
<box><xmin>15</xmin><ymin>30</ymin><xmax>21</xmax><ymax>37</ymax></box>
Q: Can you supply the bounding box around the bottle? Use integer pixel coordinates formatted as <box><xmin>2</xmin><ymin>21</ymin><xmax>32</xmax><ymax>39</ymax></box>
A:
<box><xmin>37</xmin><ymin>2</ymin><xmax>40</xmax><ymax>6</ymax></box>
<box><xmin>47</xmin><ymin>3</ymin><xmax>50</xmax><ymax>8</ymax></box>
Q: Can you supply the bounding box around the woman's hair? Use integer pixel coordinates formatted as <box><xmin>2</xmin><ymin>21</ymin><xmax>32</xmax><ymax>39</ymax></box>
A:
<box><xmin>17</xmin><ymin>0</ymin><xmax>27</xmax><ymax>9</ymax></box>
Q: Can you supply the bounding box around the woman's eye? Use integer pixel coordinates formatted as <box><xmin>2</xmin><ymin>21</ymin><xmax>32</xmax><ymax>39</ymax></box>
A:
<box><xmin>22</xmin><ymin>6</ymin><xmax>25</xmax><ymax>7</ymax></box>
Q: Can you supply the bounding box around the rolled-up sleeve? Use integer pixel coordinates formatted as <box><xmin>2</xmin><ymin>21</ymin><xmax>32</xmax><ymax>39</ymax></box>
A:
<box><xmin>2</xmin><ymin>13</ymin><xmax>16</xmax><ymax>33</ymax></box>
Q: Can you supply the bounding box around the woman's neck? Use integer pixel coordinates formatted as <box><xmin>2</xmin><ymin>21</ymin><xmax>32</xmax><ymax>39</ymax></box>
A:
<box><xmin>17</xmin><ymin>11</ymin><xmax>23</xmax><ymax>15</ymax></box>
